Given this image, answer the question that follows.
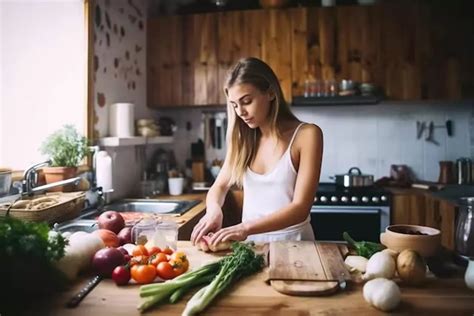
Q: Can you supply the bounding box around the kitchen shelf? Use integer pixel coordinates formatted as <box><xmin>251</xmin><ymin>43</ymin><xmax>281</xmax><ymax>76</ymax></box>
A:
<box><xmin>98</xmin><ymin>136</ymin><xmax>174</xmax><ymax>147</ymax></box>
<box><xmin>292</xmin><ymin>95</ymin><xmax>383</xmax><ymax>106</ymax></box>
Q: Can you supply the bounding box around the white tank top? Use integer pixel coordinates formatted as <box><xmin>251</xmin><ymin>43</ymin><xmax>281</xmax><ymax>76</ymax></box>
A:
<box><xmin>242</xmin><ymin>123</ymin><xmax>315</xmax><ymax>243</ymax></box>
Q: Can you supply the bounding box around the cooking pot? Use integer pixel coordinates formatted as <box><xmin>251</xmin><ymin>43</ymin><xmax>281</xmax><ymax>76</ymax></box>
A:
<box><xmin>455</xmin><ymin>197</ymin><xmax>474</xmax><ymax>259</ymax></box>
<box><xmin>332</xmin><ymin>167</ymin><xmax>374</xmax><ymax>188</ymax></box>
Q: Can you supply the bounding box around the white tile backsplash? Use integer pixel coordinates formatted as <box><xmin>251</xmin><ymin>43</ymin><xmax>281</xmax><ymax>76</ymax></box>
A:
<box><xmin>158</xmin><ymin>101</ymin><xmax>473</xmax><ymax>184</ymax></box>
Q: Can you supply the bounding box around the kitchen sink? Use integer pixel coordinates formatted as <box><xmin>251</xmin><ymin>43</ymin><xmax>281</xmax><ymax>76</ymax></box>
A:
<box><xmin>81</xmin><ymin>199</ymin><xmax>201</xmax><ymax>219</ymax></box>
<box><xmin>53</xmin><ymin>219</ymin><xmax>97</xmax><ymax>234</ymax></box>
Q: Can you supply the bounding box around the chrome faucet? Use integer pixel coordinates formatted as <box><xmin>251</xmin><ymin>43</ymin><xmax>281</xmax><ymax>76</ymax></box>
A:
<box><xmin>21</xmin><ymin>160</ymin><xmax>82</xmax><ymax>196</ymax></box>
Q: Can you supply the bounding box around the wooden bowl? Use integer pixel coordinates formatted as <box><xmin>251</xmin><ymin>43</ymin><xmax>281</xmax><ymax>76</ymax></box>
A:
<box><xmin>380</xmin><ymin>224</ymin><xmax>441</xmax><ymax>257</ymax></box>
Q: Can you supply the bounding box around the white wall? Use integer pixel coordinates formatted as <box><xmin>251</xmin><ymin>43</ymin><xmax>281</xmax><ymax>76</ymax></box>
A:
<box><xmin>93</xmin><ymin>0</ymin><xmax>152</xmax><ymax>198</ymax></box>
<box><xmin>159</xmin><ymin>101</ymin><xmax>473</xmax><ymax>183</ymax></box>
<box><xmin>0</xmin><ymin>0</ymin><xmax>86</xmax><ymax>170</ymax></box>
<box><xmin>294</xmin><ymin>102</ymin><xmax>473</xmax><ymax>182</ymax></box>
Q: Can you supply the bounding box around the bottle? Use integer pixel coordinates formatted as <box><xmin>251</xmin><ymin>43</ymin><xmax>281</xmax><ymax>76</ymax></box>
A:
<box><xmin>96</xmin><ymin>151</ymin><xmax>113</xmax><ymax>192</ymax></box>
<box><xmin>465</xmin><ymin>258</ymin><xmax>474</xmax><ymax>290</ymax></box>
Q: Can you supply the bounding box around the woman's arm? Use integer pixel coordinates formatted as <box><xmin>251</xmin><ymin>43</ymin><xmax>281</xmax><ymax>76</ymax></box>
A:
<box><xmin>209</xmin><ymin>124</ymin><xmax>323</xmax><ymax>245</ymax></box>
<box><xmin>190</xmin><ymin>156</ymin><xmax>233</xmax><ymax>244</ymax></box>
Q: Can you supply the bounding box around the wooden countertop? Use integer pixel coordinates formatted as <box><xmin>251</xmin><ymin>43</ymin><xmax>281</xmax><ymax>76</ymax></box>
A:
<box><xmin>40</xmin><ymin>241</ymin><xmax>474</xmax><ymax>316</ymax></box>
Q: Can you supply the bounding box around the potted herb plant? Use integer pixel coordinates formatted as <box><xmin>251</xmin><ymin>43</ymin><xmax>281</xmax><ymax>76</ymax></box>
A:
<box><xmin>40</xmin><ymin>125</ymin><xmax>89</xmax><ymax>191</ymax></box>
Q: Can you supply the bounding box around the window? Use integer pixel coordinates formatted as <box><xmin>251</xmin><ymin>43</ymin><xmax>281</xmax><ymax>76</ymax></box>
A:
<box><xmin>0</xmin><ymin>0</ymin><xmax>88</xmax><ymax>170</ymax></box>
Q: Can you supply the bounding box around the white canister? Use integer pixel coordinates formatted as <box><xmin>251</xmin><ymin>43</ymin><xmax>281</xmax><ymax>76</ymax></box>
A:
<box><xmin>96</xmin><ymin>151</ymin><xmax>113</xmax><ymax>192</ymax></box>
<box><xmin>109</xmin><ymin>103</ymin><xmax>135</xmax><ymax>137</ymax></box>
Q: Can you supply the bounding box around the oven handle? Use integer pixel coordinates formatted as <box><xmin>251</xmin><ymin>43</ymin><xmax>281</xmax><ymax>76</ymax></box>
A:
<box><xmin>311</xmin><ymin>207</ymin><xmax>380</xmax><ymax>214</ymax></box>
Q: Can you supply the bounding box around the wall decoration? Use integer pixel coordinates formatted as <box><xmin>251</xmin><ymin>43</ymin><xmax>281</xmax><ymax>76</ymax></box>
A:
<box><xmin>93</xmin><ymin>0</ymin><xmax>148</xmax><ymax>138</ymax></box>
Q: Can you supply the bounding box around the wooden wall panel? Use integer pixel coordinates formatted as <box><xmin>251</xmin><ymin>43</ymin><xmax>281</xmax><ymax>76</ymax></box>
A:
<box><xmin>148</xmin><ymin>2</ymin><xmax>474</xmax><ymax>107</ymax></box>
<box><xmin>262</xmin><ymin>9</ymin><xmax>292</xmax><ymax>102</ymax></box>
<box><xmin>290</xmin><ymin>8</ymin><xmax>308</xmax><ymax>97</ymax></box>
<box><xmin>182</xmin><ymin>15</ymin><xmax>195</xmax><ymax>105</ymax></box>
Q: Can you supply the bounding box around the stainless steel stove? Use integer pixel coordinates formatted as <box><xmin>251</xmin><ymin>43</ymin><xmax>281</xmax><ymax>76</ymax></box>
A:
<box><xmin>310</xmin><ymin>183</ymin><xmax>391</xmax><ymax>242</ymax></box>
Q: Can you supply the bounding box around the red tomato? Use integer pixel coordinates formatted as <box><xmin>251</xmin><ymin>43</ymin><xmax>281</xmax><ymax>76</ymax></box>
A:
<box><xmin>150</xmin><ymin>253</ymin><xmax>168</xmax><ymax>266</ymax></box>
<box><xmin>132</xmin><ymin>245</ymin><xmax>149</xmax><ymax>257</ymax></box>
<box><xmin>146</xmin><ymin>246</ymin><xmax>161</xmax><ymax>257</ymax></box>
<box><xmin>112</xmin><ymin>266</ymin><xmax>131</xmax><ymax>286</ymax></box>
<box><xmin>156</xmin><ymin>261</ymin><xmax>175</xmax><ymax>280</ymax></box>
<box><xmin>131</xmin><ymin>264</ymin><xmax>157</xmax><ymax>284</ymax></box>
<box><xmin>162</xmin><ymin>246</ymin><xmax>173</xmax><ymax>255</ymax></box>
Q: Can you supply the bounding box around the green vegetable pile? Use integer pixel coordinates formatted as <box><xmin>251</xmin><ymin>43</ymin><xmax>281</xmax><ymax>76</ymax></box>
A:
<box><xmin>0</xmin><ymin>217</ymin><xmax>68</xmax><ymax>313</ymax></box>
<box><xmin>138</xmin><ymin>242</ymin><xmax>264</xmax><ymax>315</ymax></box>
<box><xmin>343</xmin><ymin>232</ymin><xmax>384</xmax><ymax>259</ymax></box>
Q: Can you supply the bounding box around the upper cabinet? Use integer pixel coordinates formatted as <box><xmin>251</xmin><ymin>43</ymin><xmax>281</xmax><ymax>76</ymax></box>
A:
<box><xmin>147</xmin><ymin>2</ymin><xmax>474</xmax><ymax>108</ymax></box>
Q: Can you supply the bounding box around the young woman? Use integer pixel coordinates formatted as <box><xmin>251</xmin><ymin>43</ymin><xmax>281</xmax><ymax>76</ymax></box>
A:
<box><xmin>191</xmin><ymin>57</ymin><xmax>323</xmax><ymax>247</ymax></box>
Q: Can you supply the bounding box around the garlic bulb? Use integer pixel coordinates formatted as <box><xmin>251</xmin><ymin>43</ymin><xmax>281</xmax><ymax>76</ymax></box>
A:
<box><xmin>363</xmin><ymin>278</ymin><xmax>401</xmax><ymax>311</ymax></box>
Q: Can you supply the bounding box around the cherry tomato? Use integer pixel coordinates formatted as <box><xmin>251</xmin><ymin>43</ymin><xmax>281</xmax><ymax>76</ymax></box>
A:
<box><xmin>162</xmin><ymin>246</ymin><xmax>173</xmax><ymax>255</ymax></box>
<box><xmin>132</xmin><ymin>245</ymin><xmax>149</xmax><ymax>257</ymax></box>
<box><xmin>169</xmin><ymin>260</ymin><xmax>186</xmax><ymax>276</ymax></box>
<box><xmin>130</xmin><ymin>255</ymin><xmax>149</xmax><ymax>266</ymax></box>
<box><xmin>146</xmin><ymin>246</ymin><xmax>161</xmax><ymax>257</ymax></box>
<box><xmin>131</xmin><ymin>264</ymin><xmax>157</xmax><ymax>284</ymax></box>
<box><xmin>150</xmin><ymin>253</ymin><xmax>168</xmax><ymax>266</ymax></box>
<box><xmin>112</xmin><ymin>265</ymin><xmax>131</xmax><ymax>286</ymax></box>
<box><xmin>156</xmin><ymin>261</ymin><xmax>175</xmax><ymax>280</ymax></box>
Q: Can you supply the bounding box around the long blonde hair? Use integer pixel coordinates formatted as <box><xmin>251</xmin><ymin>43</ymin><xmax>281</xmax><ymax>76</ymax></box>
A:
<box><xmin>224</xmin><ymin>57</ymin><xmax>297</xmax><ymax>187</ymax></box>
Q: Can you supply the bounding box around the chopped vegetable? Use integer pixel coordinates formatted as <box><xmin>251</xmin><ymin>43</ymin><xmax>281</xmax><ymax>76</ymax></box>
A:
<box><xmin>137</xmin><ymin>242</ymin><xmax>264</xmax><ymax>314</ymax></box>
<box><xmin>343</xmin><ymin>232</ymin><xmax>384</xmax><ymax>259</ymax></box>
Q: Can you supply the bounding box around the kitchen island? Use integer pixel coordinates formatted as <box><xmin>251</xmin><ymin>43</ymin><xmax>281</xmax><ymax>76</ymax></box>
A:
<box><xmin>39</xmin><ymin>242</ymin><xmax>474</xmax><ymax>316</ymax></box>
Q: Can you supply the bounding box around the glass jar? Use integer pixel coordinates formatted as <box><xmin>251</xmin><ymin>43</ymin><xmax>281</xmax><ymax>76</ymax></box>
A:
<box><xmin>153</xmin><ymin>221</ymin><xmax>178</xmax><ymax>251</ymax></box>
<box><xmin>132</xmin><ymin>218</ymin><xmax>157</xmax><ymax>245</ymax></box>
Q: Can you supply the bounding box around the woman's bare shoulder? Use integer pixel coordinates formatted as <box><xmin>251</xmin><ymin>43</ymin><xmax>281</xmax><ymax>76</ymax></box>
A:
<box><xmin>299</xmin><ymin>123</ymin><xmax>323</xmax><ymax>140</ymax></box>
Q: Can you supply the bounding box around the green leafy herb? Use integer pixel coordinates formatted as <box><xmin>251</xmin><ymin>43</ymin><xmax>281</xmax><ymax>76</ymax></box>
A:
<box><xmin>343</xmin><ymin>232</ymin><xmax>384</xmax><ymax>259</ymax></box>
<box><xmin>138</xmin><ymin>242</ymin><xmax>265</xmax><ymax>314</ymax></box>
<box><xmin>0</xmin><ymin>216</ymin><xmax>67</xmax><ymax>261</ymax></box>
<box><xmin>0</xmin><ymin>217</ymin><xmax>68</xmax><ymax>313</ymax></box>
<box><xmin>39</xmin><ymin>124</ymin><xmax>89</xmax><ymax>167</ymax></box>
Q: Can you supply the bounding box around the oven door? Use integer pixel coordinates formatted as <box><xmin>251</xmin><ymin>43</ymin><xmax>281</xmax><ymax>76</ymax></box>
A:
<box><xmin>310</xmin><ymin>206</ymin><xmax>386</xmax><ymax>242</ymax></box>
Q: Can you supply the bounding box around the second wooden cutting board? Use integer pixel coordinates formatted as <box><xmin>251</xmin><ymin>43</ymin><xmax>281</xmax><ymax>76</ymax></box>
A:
<box><xmin>268</xmin><ymin>241</ymin><xmax>351</xmax><ymax>296</ymax></box>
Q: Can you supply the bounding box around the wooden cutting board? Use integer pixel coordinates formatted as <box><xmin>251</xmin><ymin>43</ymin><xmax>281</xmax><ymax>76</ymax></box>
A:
<box><xmin>267</xmin><ymin>241</ymin><xmax>351</xmax><ymax>296</ymax></box>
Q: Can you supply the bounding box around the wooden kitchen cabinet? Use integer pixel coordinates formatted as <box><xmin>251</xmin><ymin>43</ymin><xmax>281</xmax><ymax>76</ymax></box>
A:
<box><xmin>391</xmin><ymin>189</ymin><xmax>457</xmax><ymax>250</ymax></box>
<box><xmin>148</xmin><ymin>2</ymin><xmax>474</xmax><ymax>107</ymax></box>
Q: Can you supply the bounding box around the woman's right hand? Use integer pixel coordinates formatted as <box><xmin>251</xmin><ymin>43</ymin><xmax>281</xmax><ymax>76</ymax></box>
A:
<box><xmin>190</xmin><ymin>207</ymin><xmax>223</xmax><ymax>245</ymax></box>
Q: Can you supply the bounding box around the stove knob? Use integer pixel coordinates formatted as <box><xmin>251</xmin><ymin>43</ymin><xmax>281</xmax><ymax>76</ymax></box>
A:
<box><xmin>320</xmin><ymin>196</ymin><xmax>328</xmax><ymax>203</ymax></box>
<box><xmin>314</xmin><ymin>197</ymin><xmax>318</xmax><ymax>202</ymax></box>
<box><xmin>351</xmin><ymin>196</ymin><xmax>359</xmax><ymax>203</ymax></box>
<box><xmin>362</xmin><ymin>196</ymin><xmax>369</xmax><ymax>203</ymax></box>
<box><xmin>331</xmin><ymin>196</ymin><xmax>338</xmax><ymax>202</ymax></box>
<box><xmin>372</xmin><ymin>197</ymin><xmax>380</xmax><ymax>203</ymax></box>
<box><xmin>341</xmin><ymin>196</ymin><xmax>348</xmax><ymax>203</ymax></box>
<box><xmin>381</xmin><ymin>195</ymin><xmax>388</xmax><ymax>202</ymax></box>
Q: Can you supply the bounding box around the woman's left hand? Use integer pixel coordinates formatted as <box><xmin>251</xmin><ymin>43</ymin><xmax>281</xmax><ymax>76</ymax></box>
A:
<box><xmin>209</xmin><ymin>223</ymin><xmax>250</xmax><ymax>247</ymax></box>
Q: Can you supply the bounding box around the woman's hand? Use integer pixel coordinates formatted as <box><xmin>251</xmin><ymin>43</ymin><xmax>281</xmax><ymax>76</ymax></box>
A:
<box><xmin>190</xmin><ymin>208</ymin><xmax>223</xmax><ymax>245</ymax></box>
<box><xmin>208</xmin><ymin>223</ymin><xmax>250</xmax><ymax>247</ymax></box>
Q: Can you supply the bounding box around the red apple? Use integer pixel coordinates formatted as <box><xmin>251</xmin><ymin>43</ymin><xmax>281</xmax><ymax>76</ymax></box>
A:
<box><xmin>97</xmin><ymin>211</ymin><xmax>125</xmax><ymax>234</ymax></box>
<box><xmin>117</xmin><ymin>227</ymin><xmax>132</xmax><ymax>245</ymax></box>
<box><xmin>92</xmin><ymin>248</ymin><xmax>126</xmax><ymax>277</ymax></box>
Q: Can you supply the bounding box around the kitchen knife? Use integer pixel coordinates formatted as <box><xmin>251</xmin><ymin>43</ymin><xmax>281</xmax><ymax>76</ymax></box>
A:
<box><xmin>66</xmin><ymin>275</ymin><xmax>102</xmax><ymax>308</ymax></box>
